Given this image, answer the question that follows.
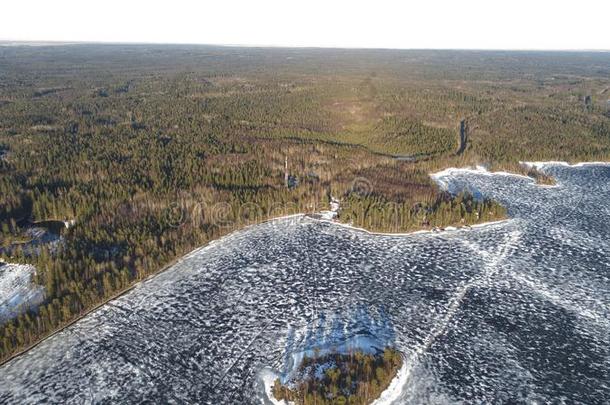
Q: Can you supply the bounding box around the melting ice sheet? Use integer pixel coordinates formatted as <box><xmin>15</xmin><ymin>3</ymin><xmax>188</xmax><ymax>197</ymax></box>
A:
<box><xmin>1</xmin><ymin>164</ymin><xmax>609</xmax><ymax>404</ymax></box>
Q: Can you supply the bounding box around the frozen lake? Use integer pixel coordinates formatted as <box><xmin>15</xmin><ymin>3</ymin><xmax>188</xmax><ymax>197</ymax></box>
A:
<box><xmin>0</xmin><ymin>163</ymin><xmax>609</xmax><ymax>404</ymax></box>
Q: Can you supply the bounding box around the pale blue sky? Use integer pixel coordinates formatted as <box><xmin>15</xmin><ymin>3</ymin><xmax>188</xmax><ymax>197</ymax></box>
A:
<box><xmin>2</xmin><ymin>0</ymin><xmax>609</xmax><ymax>50</ymax></box>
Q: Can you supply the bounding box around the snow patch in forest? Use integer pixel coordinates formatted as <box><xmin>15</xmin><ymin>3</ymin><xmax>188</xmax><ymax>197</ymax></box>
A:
<box><xmin>316</xmin><ymin>197</ymin><xmax>340</xmax><ymax>221</ymax></box>
<box><xmin>0</xmin><ymin>263</ymin><xmax>44</xmax><ymax>323</ymax></box>
<box><xmin>285</xmin><ymin>334</ymin><xmax>383</xmax><ymax>381</ymax></box>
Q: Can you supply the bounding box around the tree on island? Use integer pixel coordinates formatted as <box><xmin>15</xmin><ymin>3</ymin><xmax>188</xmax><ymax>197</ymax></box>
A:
<box><xmin>273</xmin><ymin>347</ymin><xmax>402</xmax><ymax>405</ymax></box>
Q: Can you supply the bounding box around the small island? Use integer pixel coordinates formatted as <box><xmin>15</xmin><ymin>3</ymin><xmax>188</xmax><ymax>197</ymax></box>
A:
<box><xmin>273</xmin><ymin>348</ymin><xmax>403</xmax><ymax>405</ymax></box>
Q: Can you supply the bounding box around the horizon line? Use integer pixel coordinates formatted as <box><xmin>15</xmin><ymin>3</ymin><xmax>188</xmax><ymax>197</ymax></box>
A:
<box><xmin>1</xmin><ymin>39</ymin><xmax>609</xmax><ymax>53</ymax></box>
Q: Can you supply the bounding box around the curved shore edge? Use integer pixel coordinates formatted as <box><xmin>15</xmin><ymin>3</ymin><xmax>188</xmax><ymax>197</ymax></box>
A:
<box><xmin>429</xmin><ymin>161</ymin><xmax>610</xmax><ymax>190</ymax></box>
<box><xmin>2</xmin><ymin>161</ymin><xmax>606</xmax><ymax>368</ymax></box>
<box><xmin>520</xmin><ymin>160</ymin><xmax>610</xmax><ymax>169</ymax></box>
<box><xmin>370</xmin><ymin>360</ymin><xmax>409</xmax><ymax>405</ymax></box>
<box><xmin>431</xmin><ymin>165</ymin><xmax>534</xmax><ymax>183</ymax></box>
<box><xmin>260</xmin><ymin>368</ymin><xmax>292</xmax><ymax>405</ymax></box>
<box><xmin>318</xmin><ymin>214</ymin><xmax>511</xmax><ymax>237</ymax></box>
<box><xmin>259</xmin><ymin>356</ymin><xmax>409</xmax><ymax>405</ymax></box>
<box><xmin>0</xmin><ymin>163</ymin><xmax>545</xmax><ymax>367</ymax></box>
<box><xmin>0</xmin><ymin>214</ymin><xmax>307</xmax><ymax>368</ymax></box>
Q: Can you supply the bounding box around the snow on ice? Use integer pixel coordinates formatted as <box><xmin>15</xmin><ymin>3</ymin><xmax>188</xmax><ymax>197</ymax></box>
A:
<box><xmin>0</xmin><ymin>163</ymin><xmax>609</xmax><ymax>404</ymax></box>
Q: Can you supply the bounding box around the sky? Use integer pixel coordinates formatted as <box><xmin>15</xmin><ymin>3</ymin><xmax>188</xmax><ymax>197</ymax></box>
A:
<box><xmin>1</xmin><ymin>0</ymin><xmax>609</xmax><ymax>50</ymax></box>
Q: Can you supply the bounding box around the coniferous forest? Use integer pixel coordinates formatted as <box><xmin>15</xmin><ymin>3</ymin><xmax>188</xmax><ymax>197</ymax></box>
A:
<box><xmin>273</xmin><ymin>348</ymin><xmax>403</xmax><ymax>405</ymax></box>
<box><xmin>0</xmin><ymin>45</ymin><xmax>609</xmax><ymax>363</ymax></box>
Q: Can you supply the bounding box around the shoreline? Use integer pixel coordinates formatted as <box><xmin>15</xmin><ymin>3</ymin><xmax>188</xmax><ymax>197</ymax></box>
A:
<box><xmin>260</xmin><ymin>341</ymin><xmax>407</xmax><ymax>405</ymax></box>
<box><xmin>0</xmin><ymin>213</ymin><xmax>307</xmax><ymax>368</ymax></box>
<box><xmin>261</xmin><ymin>362</ymin><xmax>409</xmax><ymax>405</ymax></box>
<box><xmin>430</xmin><ymin>164</ymin><xmax>539</xmax><ymax>193</ymax></box>
<box><xmin>520</xmin><ymin>160</ymin><xmax>610</xmax><ymax>169</ymax></box>
<box><xmin>0</xmin><ymin>211</ymin><xmax>506</xmax><ymax>368</ymax></box>
<box><xmin>317</xmin><ymin>216</ymin><xmax>511</xmax><ymax>238</ymax></box>
<box><xmin>260</xmin><ymin>368</ymin><xmax>292</xmax><ymax>405</ymax></box>
<box><xmin>431</xmin><ymin>160</ymin><xmax>610</xmax><ymax>187</ymax></box>
<box><xmin>431</xmin><ymin>165</ymin><xmax>535</xmax><ymax>183</ymax></box>
<box><xmin>371</xmin><ymin>359</ymin><xmax>409</xmax><ymax>405</ymax></box>
<box><xmin>1</xmin><ymin>160</ymin><xmax>606</xmax><ymax>368</ymax></box>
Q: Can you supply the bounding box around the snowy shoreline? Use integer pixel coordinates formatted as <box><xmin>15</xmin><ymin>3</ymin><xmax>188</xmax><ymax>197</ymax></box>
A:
<box><xmin>260</xmin><ymin>363</ymin><xmax>408</xmax><ymax>405</ymax></box>
<box><xmin>317</xmin><ymin>216</ymin><xmax>510</xmax><ymax>238</ymax></box>
<box><xmin>3</xmin><ymin>160</ymin><xmax>609</xmax><ymax>400</ymax></box>
<box><xmin>370</xmin><ymin>360</ymin><xmax>409</xmax><ymax>405</ymax></box>
<box><xmin>429</xmin><ymin>161</ymin><xmax>610</xmax><ymax>191</ymax></box>
<box><xmin>4</xmin><ymin>160</ymin><xmax>607</xmax><ymax>371</ymax></box>
<box><xmin>260</xmin><ymin>341</ymin><xmax>408</xmax><ymax>405</ymax></box>
<box><xmin>431</xmin><ymin>165</ymin><xmax>533</xmax><ymax>184</ymax></box>
<box><xmin>430</xmin><ymin>161</ymin><xmax>610</xmax><ymax>192</ymax></box>
<box><xmin>520</xmin><ymin>160</ymin><xmax>610</xmax><ymax>169</ymax></box>
<box><xmin>260</xmin><ymin>368</ymin><xmax>293</xmax><ymax>405</ymax></box>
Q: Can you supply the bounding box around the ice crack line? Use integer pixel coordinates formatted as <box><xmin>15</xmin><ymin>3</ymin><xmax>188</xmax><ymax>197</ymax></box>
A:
<box><xmin>398</xmin><ymin>230</ymin><xmax>522</xmax><ymax>398</ymax></box>
<box><xmin>509</xmin><ymin>272</ymin><xmax>610</xmax><ymax>331</ymax></box>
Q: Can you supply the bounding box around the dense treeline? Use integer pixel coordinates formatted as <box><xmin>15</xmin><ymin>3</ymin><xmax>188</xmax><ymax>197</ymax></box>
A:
<box><xmin>0</xmin><ymin>45</ymin><xmax>609</xmax><ymax>364</ymax></box>
<box><xmin>339</xmin><ymin>191</ymin><xmax>507</xmax><ymax>233</ymax></box>
<box><xmin>273</xmin><ymin>348</ymin><xmax>403</xmax><ymax>405</ymax></box>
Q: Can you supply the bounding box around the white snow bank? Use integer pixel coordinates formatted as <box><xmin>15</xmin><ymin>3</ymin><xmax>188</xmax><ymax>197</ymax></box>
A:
<box><xmin>0</xmin><ymin>263</ymin><xmax>44</xmax><ymax>323</ymax></box>
<box><xmin>260</xmin><ymin>368</ymin><xmax>294</xmax><ymax>405</ymax></box>
<box><xmin>261</xmin><ymin>335</ymin><xmax>406</xmax><ymax>405</ymax></box>
<box><xmin>316</xmin><ymin>215</ymin><xmax>509</xmax><ymax>238</ymax></box>
<box><xmin>317</xmin><ymin>211</ymin><xmax>337</xmax><ymax>220</ymax></box>
<box><xmin>430</xmin><ymin>165</ymin><xmax>533</xmax><ymax>191</ymax></box>
<box><xmin>520</xmin><ymin>161</ymin><xmax>610</xmax><ymax>170</ymax></box>
<box><xmin>330</xmin><ymin>197</ymin><xmax>340</xmax><ymax>213</ymax></box>
<box><xmin>317</xmin><ymin>197</ymin><xmax>341</xmax><ymax>221</ymax></box>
